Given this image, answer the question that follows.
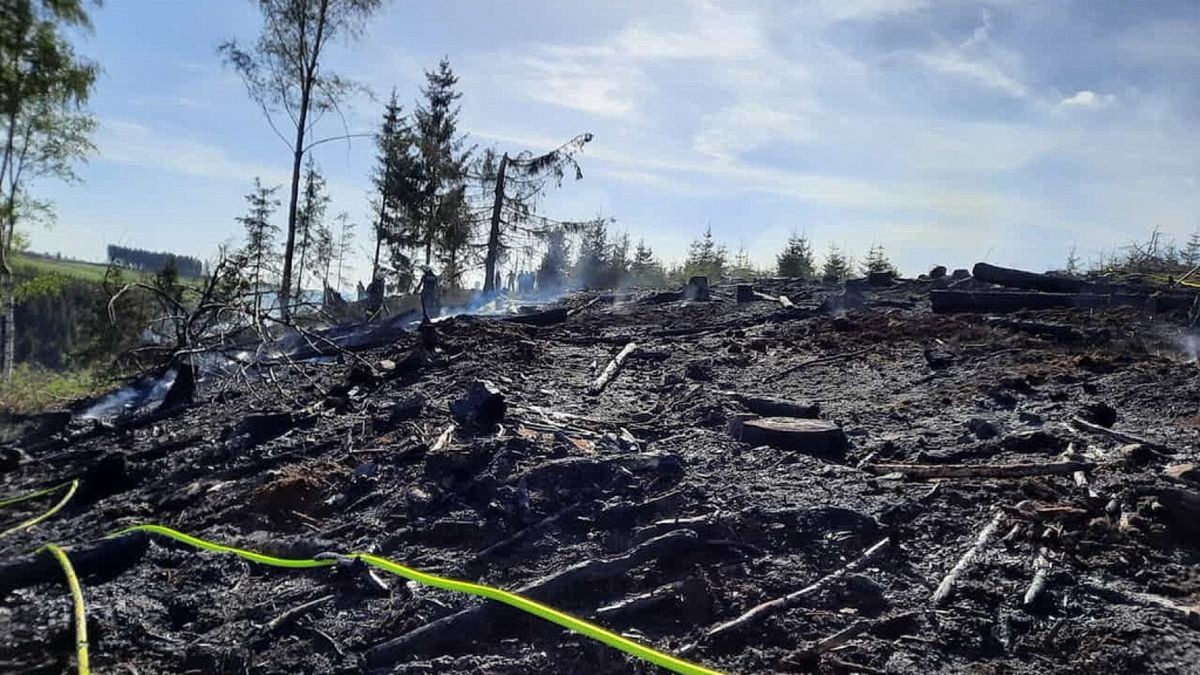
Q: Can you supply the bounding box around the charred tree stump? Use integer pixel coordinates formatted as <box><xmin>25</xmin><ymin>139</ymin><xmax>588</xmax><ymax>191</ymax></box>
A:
<box><xmin>730</xmin><ymin>417</ymin><xmax>847</xmax><ymax>458</ymax></box>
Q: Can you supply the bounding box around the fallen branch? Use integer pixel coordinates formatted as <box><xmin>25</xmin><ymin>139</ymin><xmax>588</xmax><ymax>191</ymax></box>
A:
<box><xmin>589</xmin><ymin>342</ymin><xmax>638</xmax><ymax>395</ymax></box>
<box><xmin>1022</xmin><ymin>548</ymin><xmax>1051</xmax><ymax>607</ymax></box>
<box><xmin>931</xmin><ymin>510</ymin><xmax>1004</xmax><ymax>606</ymax></box>
<box><xmin>1070</xmin><ymin>417</ymin><xmax>1171</xmax><ymax>452</ymax></box>
<box><xmin>265</xmin><ymin>593</ymin><xmax>335</xmax><ymax>632</ymax></box>
<box><xmin>429</xmin><ymin>424</ymin><xmax>456</xmax><ymax>453</ymax></box>
<box><xmin>863</xmin><ymin>460</ymin><xmax>1093</xmax><ymax>480</ymax></box>
<box><xmin>697</xmin><ymin>537</ymin><xmax>890</xmax><ymax>644</ymax></box>
<box><xmin>778</xmin><ymin>348</ymin><xmax>869</xmax><ymax>378</ymax></box>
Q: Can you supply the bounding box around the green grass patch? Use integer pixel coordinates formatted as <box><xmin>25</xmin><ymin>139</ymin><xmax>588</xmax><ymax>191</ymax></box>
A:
<box><xmin>12</xmin><ymin>255</ymin><xmax>116</xmax><ymax>284</ymax></box>
<box><xmin>0</xmin><ymin>365</ymin><xmax>105</xmax><ymax>413</ymax></box>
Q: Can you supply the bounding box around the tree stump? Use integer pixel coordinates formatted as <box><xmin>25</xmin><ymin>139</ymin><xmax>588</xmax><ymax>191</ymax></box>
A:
<box><xmin>730</xmin><ymin>417</ymin><xmax>847</xmax><ymax>458</ymax></box>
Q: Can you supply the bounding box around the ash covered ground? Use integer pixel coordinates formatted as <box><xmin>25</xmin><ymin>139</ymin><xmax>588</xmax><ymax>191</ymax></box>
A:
<box><xmin>2</xmin><ymin>272</ymin><xmax>1199</xmax><ymax>674</ymax></box>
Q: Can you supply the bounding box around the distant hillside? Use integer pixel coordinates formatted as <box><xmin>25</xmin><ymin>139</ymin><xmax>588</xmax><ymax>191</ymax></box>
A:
<box><xmin>13</xmin><ymin>252</ymin><xmax>114</xmax><ymax>283</ymax></box>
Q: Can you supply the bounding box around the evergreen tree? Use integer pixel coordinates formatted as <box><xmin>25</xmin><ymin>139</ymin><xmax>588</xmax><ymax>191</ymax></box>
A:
<box><xmin>776</xmin><ymin>231</ymin><xmax>815</xmax><ymax>278</ymax></box>
<box><xmin>413</xmin><ymin>58</ymin><xmax>472</xmax><ymax>269</ymax></box>
<box><xmin>730</xmin><ymin>245</ymin><xmax>756</xmax><ymax>278</ymax></box>
<box><xmin>630</xmin><ymin>239</ymin><xmax>666</xmax><ymax>287</ymax></box>
<box><xmin>537</xmin><ymin>227</ymin><xmax>571</xmax><ymax>293</ymax></box>
<box><xmin>859</xmin><ymin>243</ymin><xmax>895</xmax><ymax>276</ymax></box>
<box><xmin>682</xmin><ymin>226</ymin><xmax>727</xmax><ymax>280</ymax></box>
<box><xmin>1185</xmin><ymin>229</ymin><xmax>1200</xmax><ymax>268</ymax></box>
<box><xmin>370</xmin><ymin>90</ymin><xmax>421</xmax><ymax>290</ymax></box>
<box><xmin>822</xmin><ymin>244</ymin><xmax>852</xmax><ymax>282</ymax></box>
<box><xmin>313</xmin><ymin>217</ymin><xmax>335</xmax><ymax>292</ymax></box>
<box><xmin>236</xmin><ymin>178</ymin><xmax>280</xmax><ymax>314</ymax></box>
<box><xmin>574</xmin><ymin>220</ymin><xmax>609</xmax><ymax>287</ymax></box>
<box><xmin>293</xmin><ymin>156</ymin><xmax>329</xmax><ymax>299</ymax></box>
<box><xmin>609</xmin><ymin>231</ymin><xmax>630</xmax><ymax>285</ymax></box>
<box><xmin>334</xmin><ymin>211</ymin><xmax>355</xmax><ymax>291</ymax></box>
<box><xmin>1065</xmin><ymin>244</ymin><xmax>1081</xmax><ymax>276</ymax></box>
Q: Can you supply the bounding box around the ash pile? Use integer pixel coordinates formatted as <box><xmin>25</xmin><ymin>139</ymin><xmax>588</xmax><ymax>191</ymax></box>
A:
<box><xmin>2</xmin><ymin>263</ymin><xmax>1199</xmax><ymax>674</ymax></box>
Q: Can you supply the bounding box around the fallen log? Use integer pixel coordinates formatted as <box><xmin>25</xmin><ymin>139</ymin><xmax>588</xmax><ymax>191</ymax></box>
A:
<box><xmin>0</xmin><ymin>531</ymin><xmax>149</xmax><ymax>595</ymax></box>
<box><xmin>501</xmin><ymin>307</ymin><xmax>569</xmax><ymax>326</ymax></box>
<box><xmin>931</xmin><ymin>290</ymin><xmax>1197</xmax><ymax>314</ymax></box>
<box><xmin>862</xmin><ymin>460</ymin><xmax>1093</xmax><ymax>480</ymax></box>
<box><xmin>588</xmin><ymin>342</ymin><xmax>638</xmax><ymax>395</ymax></box>
<box><xmin>695</xmin><ymin>537</ymin><xmax>890</xmax><ymax>644</ymax></box>
<box><xmin>778</xmin><ymin>348</ymin><xmax>870</xmax><ymax>377</ymax></box>
<box><xmin>931</xmin><ymin>509</ymin><xmax>1004</xmax><ymax>605</ymax></box>
<box><xmin>973</xmin><ymin>262</ymin><xmax>1091</xmax><ymax>293</ymax></box>
<box><xmin>365</xmin><ymin>529</ymin><xmax>704</xmax><ymax>663</ymax></box>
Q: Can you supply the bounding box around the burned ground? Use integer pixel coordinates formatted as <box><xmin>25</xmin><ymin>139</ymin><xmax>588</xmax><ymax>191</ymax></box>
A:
<box><xmin>2</xmin><ymin>275</ymin><xmax>1199</xmax><ymax>674</ymax></box>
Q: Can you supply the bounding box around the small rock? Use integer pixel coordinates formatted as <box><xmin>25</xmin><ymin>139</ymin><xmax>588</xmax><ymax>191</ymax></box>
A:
<box><xmin>929</xmin><ymin>265</ymin><xmax>948</xmax><ymax>279</ymax></box>
<box><xmin>966</xmin><ymin>417</ymin><xmax>1002</xmax><ymax>440</ymax></box>
<box><xmin>1120</xmin><ymin>443</ymin><xmax>1154</xmax><ymax>467</ymax></box>
<box><xmin>450</xmin><ymin>380</ymin><xmax>506</xmax><ymax>427</ymax></box>
<box><xmin>950</xmin><ymin>268</ymin><xmax>971</xmax><ymax>280</ymax></box>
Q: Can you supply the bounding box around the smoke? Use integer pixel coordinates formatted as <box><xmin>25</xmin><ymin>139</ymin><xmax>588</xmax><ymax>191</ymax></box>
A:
<box><xmin>1177</xmin><ymin>333</ymin><xmax>1200</xmax><ymax>363</ymax></box>
<box><xmin>81</xmin><ymin>370</ymin><xmax>177</xmax><ymax>420</ymax></box>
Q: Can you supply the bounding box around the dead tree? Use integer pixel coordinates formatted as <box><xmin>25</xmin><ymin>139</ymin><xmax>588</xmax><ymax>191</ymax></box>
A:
<box><xmin>481</xmin><ymin>133</ymin><xmax>593</xmax><ymax>294</ymax></box>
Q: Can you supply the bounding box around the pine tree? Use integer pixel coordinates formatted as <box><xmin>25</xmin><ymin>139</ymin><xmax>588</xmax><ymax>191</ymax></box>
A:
<box><xmin>537</xmin><ymin>227</ymin><xmax>571</xmax><ymax>292</ymax></box>
<box><xmin>413</xmin><ymin>58</ymin><xmax>472</xmax><ymax>270</ymax></box>
<box><xmin>630</xmin><ymin>239</ymin><xmax>665</xmax><ymax>287</ymax></box>
<box><xmin>776</xmin><ymin>231</ymin><xmax>815</xmax><ymax>278</ymax></box>
<box><xmin>822</xmin><ymin>244</ymin><xmax>852</xmax><ymax>282</ymax></box>
<box><xmin>730</xmin><ymin>245</ymin><xmax>756</xmax><ymax>278</ymax></box>
<box><xmin>682</xmin><ymin>226</ymin><xmax>727</xmax><ymax>280</ymax></box>
<box><xmin>237</xmin><ymin>178</ymin><xmax>281</xmax><ymax>315</ymax></box>
<box><xmin>293</xmin><ymin>156</ymin><xmax>329</xmax><ymax>300</ymax></box>
<box><xmin>574</xmin><ymin>220</ymin><xmax>609</xmax><ymax>287</ymax></box>
<box><xmin>334</xmin><ymin>212</ymin><xmax>356</xmax><ymax>291</ymax></box>
<box><xmin>609</xmin><ymin>231</ymin><xmax>630</xmax><ymax>286</ymax></box>
<box><xmin>314</xmin><ymin>217</ymin><xmax>335</xmax><ymax>293</ymax></box>
<box><xmin>371</xmin><ymin>90</ymin><xmax>421</xmax><ymax>289</ymax></box>
<box><xmin>859</xmin><ymin>243</ymin><xmax>895</xmax><ymax>276</ymax></box>
<box><xmin>1065</xmin><ymin>244</ymin><xmax>1081</xmax><ymax>276</ymax></box>
<box><xmin>1185</xmin><ymin>229</ymin><xmax>1200</xmax><ymax>268</ymax></box>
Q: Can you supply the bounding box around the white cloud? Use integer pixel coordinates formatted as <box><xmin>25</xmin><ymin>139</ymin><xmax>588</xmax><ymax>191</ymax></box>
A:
<box><xmin>99</xmin><ymin>119</ymin><xmax>287</xmax><ymax>184</ymax></box>
<box><xmin>913</xmin><ymin>9</ymin><xmax>1029</xmax><ymax>98</ymax></box>
<box><xmin>694</xmin><ymin>103</ymin><xmax>816</xmax><ymax>160</ymax></box>
<box><xmin>811</xmin><ymin>0</ymin><xmax>931</xmax><ymax>21</ymax></box>
<box><xmin>1058</xmin><ymin>90</ymin><xmax>1116</xmax><ymax>109</ymax></box>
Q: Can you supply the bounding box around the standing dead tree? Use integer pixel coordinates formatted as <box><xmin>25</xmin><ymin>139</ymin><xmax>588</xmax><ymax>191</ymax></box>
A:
<box><xmin>481</xmin><ymin>133</ymin><xmax>593</xmax><ymax>294</ymax></box>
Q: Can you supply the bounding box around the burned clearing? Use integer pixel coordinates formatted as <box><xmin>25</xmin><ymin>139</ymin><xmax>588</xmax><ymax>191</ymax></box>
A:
<box><xmin>3</xmin><ymin>265</ymin><xmax>1200</xmax><ymax>674</ymax></box>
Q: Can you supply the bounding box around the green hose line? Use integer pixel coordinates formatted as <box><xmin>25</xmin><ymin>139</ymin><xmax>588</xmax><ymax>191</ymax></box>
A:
<box><xmin>40</xmin><ymin>543</ymin><xmax>91</xmax><ymax>675</ymax></box>
<box><xmin>0</xmin><ymin>480</ymin><xmax>78</xmax><ymax>539</ymax></box>
<box><xmin>118</xmin><ymin>523</ymin><xmax>725</xmax><ymax>675</ymax></box>
<box><xmin>115</xmin><ymin>524</ymin><xmax>337</xmax><ymax>569</ymax></box>
<box><xmin>354</xmin><ymin>552</ymin><xmax>725</xmax><ymax>675</ymax></box>
<box><xmin>0</xmin><ymin>481</ymin><xmax>71</xmax><ymax>508</ymax></box>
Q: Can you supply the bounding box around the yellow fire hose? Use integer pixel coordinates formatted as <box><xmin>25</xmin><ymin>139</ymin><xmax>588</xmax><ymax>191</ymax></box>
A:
<box><xmin>116</xmin><ymin>524</ymin><xmax>724</xmax><ymax>675</ymax></box>
<box><xmin>39</xmin><ymin>543</ymin><xmax>91</xmax><ymax>675</ymax></box>
<box><xmin>0</xmin><ymin>479</ymin><xmax>722</xmax><ymax>675</ymax></box>
<box><xmin>0</xmin><ymin>480</ymin><xmax>79</xmax><ymax>539</ymax></box>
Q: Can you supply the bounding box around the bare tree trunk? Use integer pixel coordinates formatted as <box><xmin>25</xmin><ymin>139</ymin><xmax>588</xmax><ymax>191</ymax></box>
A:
<box><xmin>0</xmin><ymin>270</ymin><xmax>12</xmax><ymax>381</ymax></box>
<box><xmin>277</xmin><ymin>0</ymin><xmax>328</xmax><ymax>319</ymax></box>
<box><xmin>483</xmin><ymin>153</ymin><xmax>508</xmax><ymax>294</ymax></box>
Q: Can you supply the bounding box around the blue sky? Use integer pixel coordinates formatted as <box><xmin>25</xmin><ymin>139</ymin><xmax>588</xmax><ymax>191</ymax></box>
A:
<box><xmin>28</xmin><ymin>0</ymin><xmax>1200</xmax><ymax>281</ymax></box>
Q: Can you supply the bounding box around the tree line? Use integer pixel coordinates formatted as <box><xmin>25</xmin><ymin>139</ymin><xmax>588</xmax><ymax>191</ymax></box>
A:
<box><xmin>107</xmin><ymin>245</ymin><xmax>204</xmax><ymax>278</ymax></box>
